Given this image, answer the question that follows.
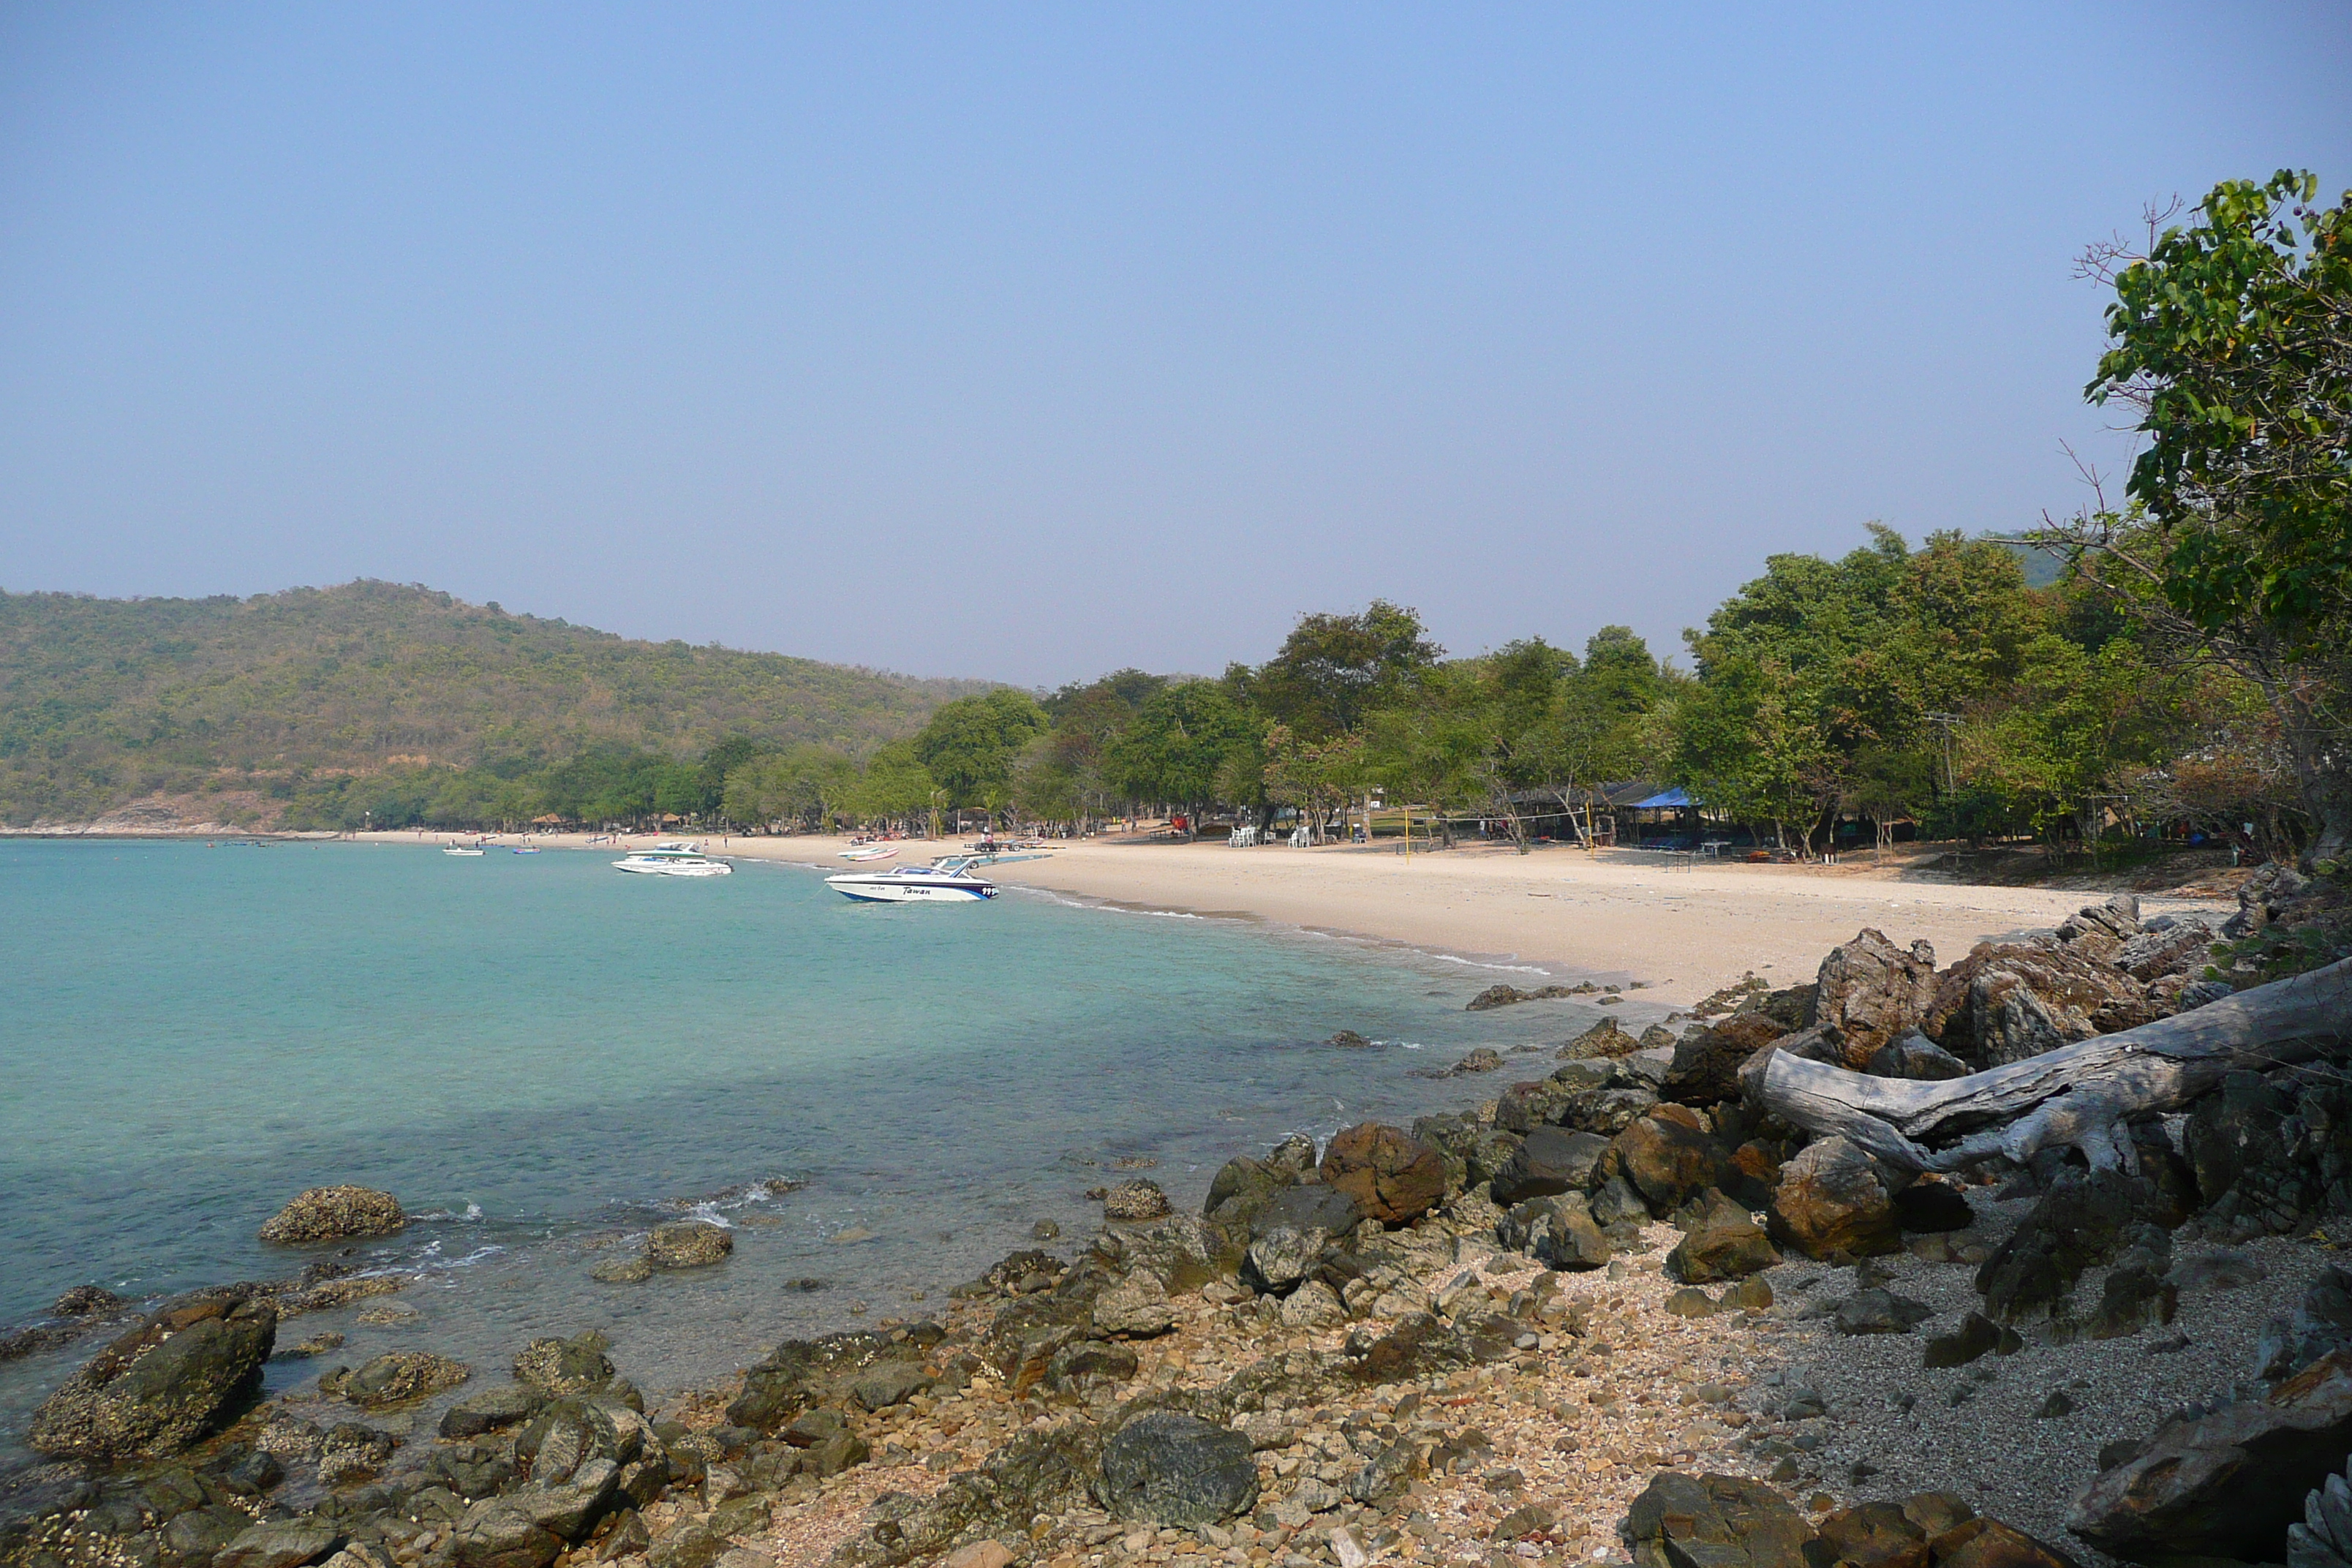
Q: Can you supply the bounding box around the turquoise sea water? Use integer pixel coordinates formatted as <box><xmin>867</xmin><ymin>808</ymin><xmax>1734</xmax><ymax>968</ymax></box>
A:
<box><xmin>0</xmin><ymin>838</ymin><xmax>1632</xmax><ymax>1451</ymax></box>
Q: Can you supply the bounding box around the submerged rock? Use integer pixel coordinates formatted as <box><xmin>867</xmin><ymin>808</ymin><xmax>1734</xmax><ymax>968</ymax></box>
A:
<box><xmin>51</xmin><ymin>1284</ymin><xmax>126</xmax><ymax>1318</ymax></box>
<box><xmin>259</xmin><ymin>1186</ymin><xmax>406</xmax><ymax>1245</ymax></box>
<box><xmin>1103</xmin><ymin>1180</ymin><xmax>1173</xmax><ymax>1221</ymax></box>
<box><xmin>328</xmin><ymin>1351</ymin><xmax>471</xmax><ymax>1409</ymax></box>
<box><xmin>515</xmin><ymin>1333</ymin><xmax>615</xmax><ymax>1396</ymax></box>
<box><xmin>647</xmin><ymin>1221</ymin><xmax>732</xmax><ymax>1270</ymax></box>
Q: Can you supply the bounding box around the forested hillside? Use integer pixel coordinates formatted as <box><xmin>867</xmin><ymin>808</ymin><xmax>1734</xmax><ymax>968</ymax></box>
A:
<box><xmin>0</xmin><ymin>581</ymin><xmax>989</xmax><ymax>824</ymax></box>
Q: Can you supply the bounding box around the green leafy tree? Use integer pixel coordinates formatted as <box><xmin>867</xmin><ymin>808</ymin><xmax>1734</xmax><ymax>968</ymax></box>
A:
<box><xmin>1252</xmin><ymin>602</ymin><xmax>1442</xmax><ymax>741</ymax></box>
<box><xmin>1030</xmin><ymin>671</ymin><xmax>1163</xmax><ymax>826</ymax></box>
<box><xmin>1961</xmin><ymin>634</ymin><xmax>2191</xmax><ymax>859</ymax></box>
<box><xmin>1522</xmin><ymin>627</ymin><xmax>1670</xmax><ymax>843</ymax></box>
<box><xmin>1260</xmin><ymin>724</ymin><xmax>1363</xmax><ymax>843</ymax></box>
<box><xmin>848</xmin><ymin>740</ymin><xmax>938</xmax><ymax>825</ymax></box>
<box><xmin>2057</xmin><ymin>170</ymin><xmax>2352</xmax><ymax>860</ymax></box>
<box><xmin>1107</xmin><ymin>680</ymin><xmax>1262</xmax><ymax>834</ymax></box>
<box><xmin>723</xmin><ymin>745</ymin><xmax>858</xmax><ymax>831</ymax></box>
<box><xmin>1676</xmin><ymin>527</ymin><xmax>2045</xmax><ymax>851</ymax></box>
<box><xmin>1670</xmin><ymin>654</ymin><xmax>1827</xmax><ymax>849</ymax></box>
<box><xmin>913</xmin><ymin>690</ymin><xmax>1049</xmax><ymax>809</ymax></box>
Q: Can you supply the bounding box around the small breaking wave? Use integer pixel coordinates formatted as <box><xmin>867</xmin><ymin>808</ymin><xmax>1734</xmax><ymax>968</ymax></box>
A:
<box><xmin>1429</xmin><ymin>953</ymin><xmax>1552</xmax><ymax>976</ymax></box>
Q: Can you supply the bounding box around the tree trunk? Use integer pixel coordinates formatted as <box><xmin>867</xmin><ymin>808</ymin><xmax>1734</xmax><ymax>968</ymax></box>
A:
<box><xmin>1759</xmin><ymin>957</ymin><xmax>2352</xmax><ymax>1174</ymax></box>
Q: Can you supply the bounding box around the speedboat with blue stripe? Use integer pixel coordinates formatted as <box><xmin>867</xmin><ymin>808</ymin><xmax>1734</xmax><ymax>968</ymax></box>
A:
<box><xmin>824</xmin><ymin>858</ymin><xmax>998</xmax><ymax>902</ymax></box>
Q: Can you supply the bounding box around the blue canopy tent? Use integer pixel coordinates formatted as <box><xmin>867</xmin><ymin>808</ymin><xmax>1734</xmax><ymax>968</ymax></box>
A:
<box><xmin>1621</xmin><ymin>785</ymin><xmax>1705</xmax><ymax>848</ymax></box>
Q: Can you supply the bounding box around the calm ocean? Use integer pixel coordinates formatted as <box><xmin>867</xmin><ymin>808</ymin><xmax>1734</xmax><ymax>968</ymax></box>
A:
<box><xmin>0</xmin><ymin>838</ymin><xmax>1626</xmax><ymax>1453</ymax></box>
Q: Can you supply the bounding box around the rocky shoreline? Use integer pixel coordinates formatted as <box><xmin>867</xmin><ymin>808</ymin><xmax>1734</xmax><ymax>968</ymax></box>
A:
<box><xmin>7</xmin><ymin>864</ymin><xmax>2351</xmax><ymax>1568</ymax></box>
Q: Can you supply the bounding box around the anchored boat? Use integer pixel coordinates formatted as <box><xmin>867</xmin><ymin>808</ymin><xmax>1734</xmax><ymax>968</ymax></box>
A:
<box><xmin>824</xmin><ymin>859</ymin><xmax>996</xmax><ymax>902</ymax></box>
<box><xmin>612</xmin><ymin>841</ymin><xmax>734</xmax><ymax>877</ymax></box>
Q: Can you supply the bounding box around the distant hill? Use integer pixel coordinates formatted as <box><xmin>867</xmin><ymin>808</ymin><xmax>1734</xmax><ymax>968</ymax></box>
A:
<box><xmin>0</xmin><ymin>581</ymin><xmax>993</xmax><ymax>825</ymax></box>
<box><xmin>1986</xmin><ymin>535</ymin><xmax>2069</xmax><ymax>589</ymax></box>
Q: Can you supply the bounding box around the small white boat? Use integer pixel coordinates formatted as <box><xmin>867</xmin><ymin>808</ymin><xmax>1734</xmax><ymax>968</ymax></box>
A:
<box><xmin>825</xmin><ymin>860</ymin><xmax>996</xmax><ymax>902</ymax></box>
<box><xmin>443</xmin><ymin>844</ymin><xmax>486</xmax><ymax>857</ymax></box>
<box><xmin>838</xmin><ymin>845</ymin><xmax>898</xmax><ymax>862</ymax></box>
<box><xmin>613</xmin><ymin>841</ymin><xmax>734</xmax><ymax>877</ymax></box>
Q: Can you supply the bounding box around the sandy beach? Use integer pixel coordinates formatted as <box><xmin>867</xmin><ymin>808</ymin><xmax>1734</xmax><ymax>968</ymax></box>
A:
<box><xmin>377</xmin><ymin>828</ymin><xmax>2223</xmax><ymax>1009</ymax></box>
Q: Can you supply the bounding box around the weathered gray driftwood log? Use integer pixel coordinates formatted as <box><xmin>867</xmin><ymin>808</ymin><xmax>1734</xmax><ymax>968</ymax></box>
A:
<box><xmin>1759</xmin><ymin>957</ymin><xmax>2352</xmax><ymax>1173</ymax></box>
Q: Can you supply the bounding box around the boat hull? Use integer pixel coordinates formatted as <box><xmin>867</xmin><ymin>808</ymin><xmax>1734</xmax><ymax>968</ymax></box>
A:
<box><xmin>613</xmin><ymin>860</ymin><xmax>733</xmax><ymax>876</ymax></box>
<box><xmin>824</xmin><ymin>874</ymin><xmax>994</xmax><ymax>902</ymax></box>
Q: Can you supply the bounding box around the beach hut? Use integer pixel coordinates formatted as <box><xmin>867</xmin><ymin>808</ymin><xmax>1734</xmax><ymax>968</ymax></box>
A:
<box><xmin>1621</xmin><ymin>786</ymin><xmax>1703</xmax><ymax>848</ymax></box>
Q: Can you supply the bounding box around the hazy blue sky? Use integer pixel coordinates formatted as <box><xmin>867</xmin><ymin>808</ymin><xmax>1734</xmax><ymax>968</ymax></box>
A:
<box><xmin>2</xmin><ymin>6</ymin><xmax>2345</xmax><ymax>685</ymax></box>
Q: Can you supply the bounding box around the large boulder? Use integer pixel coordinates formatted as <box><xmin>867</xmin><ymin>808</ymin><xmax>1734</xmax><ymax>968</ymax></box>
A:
<box><xmin>1242</xmin><ymin>1227</ymin><xmax>1327</xmax><ymax>1296</ymax></box>
<box><xmin>1202</xmin><ymin>1154</ymin><xmax>1295</xmax><ymax>1240</ymax></box>
<box><xmin>832</xmin><ymin>1426</ymin><xmax>1098</xmax><ymax>1568</ymax></box>
<box><xmin>1867</xmin><ymin>1033</ymin><xmax>1972</xmax><ymax>1081</ymax></box>
<box><xmin>647</xmin><ymin>1221</ymin><xmax>732</xmax><ymax>1270</ymax></box>
<box><xmin>1811</xmin><ymin>930</ymin><xmax>1939</xmax><ymax>1063</ymax></box>
<box><xmin>1769</xmin><ymin>1136</ymin><xmax>1903</xmax><ymax>1259</ymax></box>
<box><xmin>1624</xmin><ymin>1471</ymin><xmax>1813</xmax><ymax>1568</ymax></box>
<box><xmin>1928</xmin><ymin>939</ymin><xmax>2161</xmax><ymax>1066</ymax></box>
<box><xmin>258</xmin><ymin>1187</ymin><xmax>405</xmax><ymax>1245</ymax></box>
<box><xmin>2258</xmin><ymin>1267</ymin><xmax>2352</xmax><ymax>1382</ymax></box>
<box><xmin>1809</xmin><ymin>1495</ymin><xmax>1980</xmax><ymax>1568</ymax></box>
<box><xmin>1496</xmin><ymin>1193</ymin><xmax>1614</xmax><ymax>1272</ymax></box>
<box><xmin>1666</xmin><ymin>1191</ymin><xmax>1779</xmax><ymax>1284</ymax></box>
<box><xmin>442</xmin><ymin>1383</ymin><xmax>547</xmax><ymax>1440</ymax></box>
<box><xmin>2185</xmin><ymin>1071</ymin><xmax>2313</xmax><ymax>1237</ymax></box>
<box><xmin>1254</xmin><ymin>1183</ymin><xmax>1363</xmax><ymax>1240</ymax></box>
<box><xmin>2070</xmin><ymin>1349</ymin><xmax>2352</xmax><ymax>1564</ymax></box>
<box><xmin>1563</xmin><ymin>1017</ymin><xmax>1641</xmax><ymax>1059</ymax></box>
<box><xmin>1094</xmin><ymin>1411</ymin><xmax>1259</xmax><ymax>1525</ymax></box>
<box><xmin>1607</xmin><ymin>1107</ymin><xmax>1732</xmax><ymax>1218</ymax></box>
<box><xmin>1412</xmin><ymin>1112</ymin><xmax>1529</xmax><ymax>1196</ymax></box>
<box><xmin>2117</xmin><ymin>917</ymin><xmax>2220</xmax><ymax>983</ymax></box>
<box><xmin>726</xmin><ymin>1329</ymin><xmax>932</xmax><ymax>1431</ymax></box>
<box><xmin>28</xmin><ymin>1293</ymin><xmax>276</xmax><ymax>1460</ymax></box>
<box><xmin>1319</xmin><ymin>1124</ymin><xmax>1447</xmax><ymax>1225</ymax></box>
<box><xmin>1490</xmin><ymin>1127</ymin><xmax>1610</xmax><ymax>1205</ymax></box>
<box><xmin>1090</xmin><ymin>1273</ymin><xmax>1176</xmax><ymax>1338</ymax></box>
<box><xmin>212</xmin><ymin>1518</ymin><xmax>339</xmax><ymax>1568</ymax></box>
<box><xmin>1494</xmin><ymin>1077</ymin><xmax>1576</xmax><ymax>1134</ymax></box>
<box><xmin>2055</xmin><ymin>893</ymin><xmax>2142</xmax><ymax>946</ymax></box>
<box><xmin>1663</xmin><ymin>1014</ymin><xmax>1787</xmax><ymax>1105</ymax></box>
<box><xmin>1975</xmin><ymin>1169</ymin><xmax>2160</xmax><ymax>1323</ymax></box>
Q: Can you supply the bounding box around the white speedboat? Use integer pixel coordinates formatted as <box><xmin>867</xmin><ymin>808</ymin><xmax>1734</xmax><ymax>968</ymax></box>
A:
<box><xmin>838</xmin><ymin>845</ymin><xmax>897</xmax><ymax>862</ymax></box>
<box><xmin>443</xmin><ymin>843</ymin><xmax>485</xmax><ymax>857</ymax></box>
<box><xmin>613</xmin><ymin>841</ymin><xmax>734</xmax><ymax>877</ymax></box>
<box><xmin>825</xmin><ymin>861</ymin><xmax>996</xmax><ymax>902</ymax></box>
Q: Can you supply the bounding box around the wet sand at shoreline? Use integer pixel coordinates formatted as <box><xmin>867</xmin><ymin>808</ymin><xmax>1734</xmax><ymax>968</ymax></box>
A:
<box><xmin>368</xmin><ymin>829</ymin><xmax>2220</xmax><ymax>1008</ymax></box>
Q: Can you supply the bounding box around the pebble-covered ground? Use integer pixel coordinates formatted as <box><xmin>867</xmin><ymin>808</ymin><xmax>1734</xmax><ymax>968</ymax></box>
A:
<box><xmin>687</xmin><ymin>1183</ymin><xmax>2329</xmax><ymax>1568</ymax></box>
